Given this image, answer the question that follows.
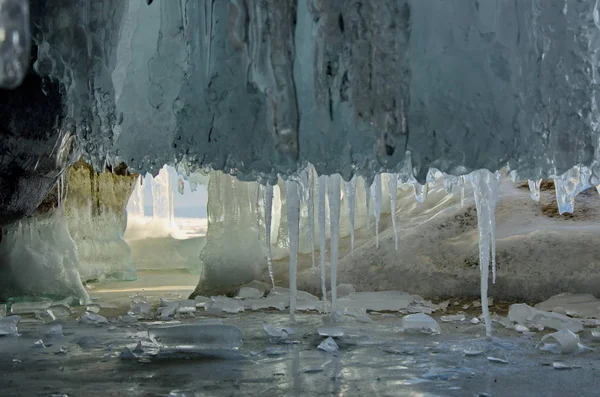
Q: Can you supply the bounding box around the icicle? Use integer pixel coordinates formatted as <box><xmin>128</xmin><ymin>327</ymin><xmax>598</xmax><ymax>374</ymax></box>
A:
<box><xmin>411</xmin><ymin>179</ymin><xmax>428</xmax><ymax>203</ymax></box>
<box><xmin>388</xmin><ymin>175</ymin><xmax>398</xmax><ymax>250</ymax></box>
<box><xmin>444</xmin><ymin>178</ymin><xmax>453</xmax><ymax>196</ymax></box>
<box><xmin>327</xmin><ymin>174</ymin><xmax>341</xmax><ymax>311</ymax></box>
<box><xmin>528</xmin><ymin>179</ymin><xmax>542</xmax><ymax>202</ymax></box>
<box><xmin>305</xmin><ymin>168</ymin><xmax>316</xmax><ymax>268</ymax></box>
<box><xmin>371</xmin><ymin>174</ymin><xmax>382</xmax><ymax>248</ymax></box>
<box><xmin>345</xmin><ymin>176</ymin><xmax>357</xmax><ymax>254</ymax></box>
<box><xmin>364</xmin><ymin>179</ymin><xmax>371</xmax><ymax>231</ymax></box>
<box><xmin>177</xmin><ymin>176</ymin><xmax>185</xmax><ymax>195</ymax></box>
<box><xmin>286</xmin><ymin>180</ymin><xmax>300</xmax><ymax>321</ymax></box>
<box><xmin>461</xmin><ymin>176</ymin><xmax>466</xmax><ymax>207</ymax></box>
<box><xmin>264</xmin><ymin>183</ymin><xmax>275</xmax><ymax>288</ymax></box>
<box><xmin>468</xmin><ymin>169</ymin><xmax>500</xmax><ymax>338</ymax></box>
<box><xmin>317</xmin><ymin>175</ymin><xmax>328</xmax><ymax>312</ymax></box>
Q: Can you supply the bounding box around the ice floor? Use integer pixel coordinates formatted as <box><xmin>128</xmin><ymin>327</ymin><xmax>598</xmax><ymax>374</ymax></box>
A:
<box><xmin>1</xmin><ymin>272</ymin><xmax>600</xmax><ymax>397</ymax></box>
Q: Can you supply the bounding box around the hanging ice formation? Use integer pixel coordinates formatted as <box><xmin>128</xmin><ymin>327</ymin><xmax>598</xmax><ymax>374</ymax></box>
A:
<box><xmin>151</xmin><ymin>166</ymin><xmax>175</xmax><ymax>230</ymax></box>
<box><xmin>388</xmin><ymin>175</ymin><xmax>398</xmax><ymax>250</ymax></box>
<box><xmin>469</xmin><ymin>169</ymin><xmax>500</xmax><ymax>338</ymax></box>
<box><xmin>371</xmin><ymin>174</ymin><xmax>382</xmax><ymax>248</ymax></box>
<box><xmin>528</xmin><ymin>180</ymin><xmax>542</xmax><ymax>202</ymax></box>
<box><xmin>411</xmin><ymin>178</ymin><xmax>428</xmax><ymax>203</ymax></box>
<box><xmin>286</xmin><ymin>180</ymin><xmax>300</xmax><ymax>321</ymax></box>
<box><xmin>177</xmin><ymin>176</ymin><xmax>185</xmax><ymax>195</ymax></box>
<box><xmin>345</xmin><ymin>176</ymin><xmax>357</xmax><ymax>254</ymax></box>
<box><xmin>460</xmin><ymin>176</ymin><xmax>466</xmax><ymax>207</ymax></box>
<box><xmin>300</xmin><ymin>167</ymin><xmax>316</xmax><ymax>268</ymax></box>
<box><xmin>364</xmin><ymin>179</ymin><xmax>371</xmax><ymax>231</ymax></box>
<box><xmin>327</xmin><ymin>174</ymin><xmax>341</xmax><ymax>311</ymax></box>
<box><xmin>127</xmin><ymin>175</ymin><xmax>145</xmax><ymax>218</ymax></box>
<box><xmin>264</xmin><ymin>183</ymin><xmax>275</xmax><ymax>288</ymax></box>
<box><xmin>317</xmin><ymin>175</ymin><xmax>328</xmax><ymax>311</ymax></box>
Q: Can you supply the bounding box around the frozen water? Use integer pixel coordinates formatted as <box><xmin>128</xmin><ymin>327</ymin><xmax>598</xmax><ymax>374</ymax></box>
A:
<box><xmin>317</xmin><ymin>337</ymin><xmax>339</xmax><ymax>353</ymax></box>
<box><xmin>508</xmin><ymin>303</ymin><xmax>583</xmax><ymax>333</ymax></box>
<box><xmin>528</xmin><ymin>179</ymin><xmax>542</xmax><ymax>202</ymax></box>
<box><xmin>237</xmin><ymin>287</ymin><xmax>263</xmax><ymax>300</ymax></box>
<box><xmin>388</xmin><ymin>174</ymin><xmax>399</xmax><ymax>250</ymax></box>
<box><xmin>345</xmin><ymin>176</ymin><xmax>357</xmax><ymax>254</ymax></box>
<box><xmin>371</xmin><ymin>174</ymin><xmax>382</xmax><ymax>248</ymax></box>
<box><xmin>535</xmin><ymin>293</ymin><xmax>600</xmax><ymax>319</ymax></box>
<box><xmin>264</xmin><ymin>183</ymin><xmax>275</xmax><ymax>288</ymax></box>
<box><xmin>317</xmin><ymin>175</ymin><xmax>328</xmax><ymax>311</ymax></box>
<box><xmin>0</xmin><ymin>0</ymin><xmax>30</xmax><ymax>88</ymax></box>
<box><xmin>79</xmin><ymin>312</ymin><xmax>108</xmax><ymax>325</ymax></box>
<box><xmin>148</xmin><ymin>323</ymin><xmax>243</xmax><ymax>352</ymax></box>
<box><xmin>441</xmin><ymin>314</ymin><xmax>466</xmax><ymax>323</ymax></box>
<box><xmin>318</xmin><ymin>326</ymin><xmax>344</xmax><ymax>337</ymax></box>
<box><xmin>327</xmin><ymin>174</ymin><xmax>341</xmax><ymax>311</ymax></box>
<box><xmin>286</xmin><ymin>180</ymin><xmax>300</xmax><ymax>320</ymax></box>
<box><xmin>0</xmin><ymin>316</ymin><xmax>20</xmax><ymax>336</ymax></box>
<box><xmin>337</xmin><ymin>291</ymin><xmax>421</xmax><ymax>312</ymax></box>
<box><xmin>401</xmin><ymin>313</ymin><xmax>441</xmax><ymax>335</ymax></box>
<box><xmin>205</xmin><ymin>297</ymin><xmax>244</xmax><ymax>314</ymax></box>
<box><xmin>539</xmin><ymin>329</ymin><xmax>586</xmax><ymax>354</ymax></box>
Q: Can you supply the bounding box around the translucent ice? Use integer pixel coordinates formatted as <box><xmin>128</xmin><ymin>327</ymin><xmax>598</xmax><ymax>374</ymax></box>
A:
<box><xmin>286</xmin><ymin>179</ymin><xmax>300</xmax><ymax>320</ymax></box>
<box><xmin>528</xmin><ymin>179</ymin><xmax>542</xmax><ymax>202</ymax></box>
<box><xmin>79</xmin><ymin>312</ymin><xmax>108</xmax><ymax>325</ymax></box>
<box><xmin>0</xmin><ymin>316</ymin><xmax>20</xmax><ymax>336</ymax></box>
<box><xmin>264</xmin><ymin>183</ymin><xmax>275</xmax><ymax>287</ymax></box>
<box><xmin>441</xmin><ymin>314</ymin><xmax>466</xmax><ymax>323</ymax></box>
<box><xmin>317</xmin><ymin>175</ymin><xmax>328</xmax><ymax>311</ymax></box>
<box><xmin>0</xmin><ymin>0</ymin><xmax>30</xmax><ymax>89</ymax></box>
<box><xmin>401</xmin><ymin>313</ymin><xmax>441</xmax><ymax>335</ymax></box>
<box><xmin>318</xmin><ymin>326</ymin><xmax>344</xmax><ymax>337</ymax></box>
<box><xmin>535</xmin><ymin>293</ymin><xmax>600</xmax><ymax>319</ymax></box>
<box><xmin>371</xmin><ymin>174</ymin><xmax>382</xmax><ymax>248</ymax></box>
<box><xmin>237</xmin><ymin>287</ymin><xmax>263</xmax><ymax>300</ymax></box>
<box><xmin>205</xmin><ymin>297</ymin><xmax>244</xmax><ymax>314</ymax></box>
<box><xmin>337</xmin><ymin>291</ymin><xmax>416</xmax><ymax>312</ymax></box>
<box><xmin>148</xmin><ymin>323</ymin><xmax>243</xmax><ymax>352</ymax></box>
<box><xmin>538</xmin><ymin>329</ymin><xmax>586</xmax><ymax>354</ymax></box>
<box><xmin>327</xmin><ymin>174</ymin><xmax>341</xmax><ymax>311</ymax></box>
<box><xmin>318</xmin><ymin>337</ymin><xmax>339</xmax><ymax>353</ymax></box>
<box><xmin>508</xmin><ymin>304</ymin><xmax>583</xmax><ymax>333</ymax></box>
<box><xmin>345</xmin><ymin>176</ymin><xmax>357</xmax><ymax>254</ymax></box>
<box><xmin>388</xmin><ymin>174</ymin><xmax>399</xmax><ymax>250</ymax></box>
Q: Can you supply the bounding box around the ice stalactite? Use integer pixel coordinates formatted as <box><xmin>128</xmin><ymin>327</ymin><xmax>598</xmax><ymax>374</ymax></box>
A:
<box><xmin>469</xmin><ymin>169</ymin><xmax>500</xmax><ymax>338</ymax></box>
<box><xmin>461</xmin><ymin>176</ymin><xmax>466</xmax><ymax>207</ymax></box>
<box><xmin>345</xmin><ymin>176</ymin><xmax>357</xmax><ymax>254</ymax></box>
<box><xmin>264</xmin><ymin>183</ymin><xmax>275</xmax><ymax>288</ymax></box>
<box><xmin>127</xmin><ymin>175</ymin><xmax>145</xmax><ymax>218</ymax></box>
<box><xmin>327</xmin><ymin>174</ymin><xmax>341</xmax><ymax>311</ymax></box>
<box><xmin>388</xmin><ymin>175</ymin><xmax>398</xmax><ymax>250</ymax></box>
<box><xmin>371</xmin><ymin>174</ymin><xmax>382</xmax><ymax>248</ymax></box>
<box><xmin>151</xmin><ymin>166</ymin><xmax>175</xmax><ymax>232</ymax></box>
<box><xmin>286</xmin><ymin>179</ymin><xmax>300</xmax><ymax>321</ymax></box>
<box><xmin>317</xmin><ymin>175</ymin><xmax>328</xmax><ymax>311</ymax></box>
<box><xmin>307</xmin><ymin>168</ymin><xmax>316</xmax><ymax>267</ymax></box>
<box><xmin>364</xmin><ymin>179</ymin><xmax>372</xmax><ymax>231</ymax></box>
<box><xmin>528</xmin><ymin>179</ymin><xmax>542</xmax><ymax>202</ymax></box>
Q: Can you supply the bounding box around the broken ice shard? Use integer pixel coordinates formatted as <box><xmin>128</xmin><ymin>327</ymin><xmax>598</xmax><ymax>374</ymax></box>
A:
<box><xmin>538</xmin><ymin>329</ymin><xmax>586</xmax><ymax>354</ymax></box>
<box><xmin>401</xmin><ymin>313</ymin><xmax>441</xmax><ymax>335</ymax></box>
<box><xmin>317</xmin><ymin>337</ymin><xmax>339</xmax><ymax>353</ymax></box>
<box><xmin>78</xmin><ymin>312</ymin><xmax>108</xmax><ymax>325</ymax></box>
<box><xmin>0</xmin><ymin>315</ymin><xmax>20</xmax><ymax>336</ymax></box>
<box><xmin>528</xmin><ymin>179</ymin><xmax>542</xmax><ymax>202</ymax></box>
<box><xmin>205</xmin><ymin>297</ymin><xmax>244</xmax><ymax>314</ymax></box>
<box><xmin>148</xmin><ymin>323</ymin><xmax>243</xmax><ymax>352</ymax></box>
<box><xmin>508</xmin><ymin>303</ymin><xmax>583</xmax><ymax>333</ymax></box>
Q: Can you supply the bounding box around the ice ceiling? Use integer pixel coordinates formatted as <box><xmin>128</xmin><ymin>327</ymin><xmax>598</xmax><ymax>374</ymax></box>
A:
<box><xmin>3</xmin><ymin>0</ymin><xmax>600</xmax><ymax>190</ymax></box>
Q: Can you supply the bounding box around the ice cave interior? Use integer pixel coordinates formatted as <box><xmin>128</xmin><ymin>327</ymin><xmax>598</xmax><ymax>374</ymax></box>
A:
<box><xmin>2</xmin><ymin>0</ymin><xmax>600</xmax><ymax>396</ymax></box>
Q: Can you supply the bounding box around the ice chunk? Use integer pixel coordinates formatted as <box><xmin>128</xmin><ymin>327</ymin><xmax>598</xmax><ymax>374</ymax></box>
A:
<box><xmin>552</xmin><ymin>362</ymin><xmax>572</xmax><ymax>370</ymax></box>
<box><xmin>131</xmin><ymin>301</ymin><xmax>152</xmax><ymax>316</ymax></box>
<box><xmin>514</xmin><ymin>324</ymin><xmax>530</xmax><ymax>333</ymax></box>
<box><xmin>85</xmin><ymin>304</ymin><xmax>101</xmax><ymax>314</ymax></box>
<box><xmin>205</xmin><ymin>296</ymin><xmax>244</xmax><ymax>314</ymax></box>
<box><xmin>263</xmin><ymin>322</ymin><xmax>295</xmax><ymax>338</ymax></box>
<box><xmin>33</xmin><ymin>339</ymin><xmax>47</xmax><ymax>348</ymax></box>
<box><xmin>401</xmin><ymin>313</ymin><xmax>441</xmax><ymax>335</ymax></box>
<box><xmin>528</xmin><ymin>179</ymin><xmax>542</xmax><ymax>202</ymax></box>
<box><xmin>119</xmin><ymin>347</ymin><xmax>138</xmax><ymax>360</ymax></box>
<box><xmin>10</xmin><ymin>300</ymin><xmax>53</xmax><ymax>314</ymax></box>
<box><xmin>337</xmin><ymin>291</ymin><xmax>414</xmax><ymax>312</ymax></box>
<box><xmin>132</xmin><ymin>341</ymin><xmax>144</xmax><ymax>354</ymax></box>
<box><xmin>441</xmin><ymin>314</ymin><xmax>466</xmax><ymax>323</ymax></box>
<box><xmin>148</xmin><ymin>323</ymin><xmax>243</xmax><ymax>352</ymax></box>
<box><xmin>119</xmin><ymin>314</ymin><xmax>138</xmax><ymax>324</ymax></box>
<box><xmin>318</xmin><ymin>337</ymin><xmax>339</xmax><ymax>353</ymax></box>
<box><xmin>535</xmin><ymin>293</ymin><xmax>600</xmax><ymax>319</ymax></box>
<box><xmin>487</xmin><ymin>356</ymin><xmax>509</xmax><ymax>364</ymax></box>
<box><xmin>538</xmin><ymin>329</ymin><xmax>587</xmax><ymax>354</ymax></box>
<box><xmin>0</xmin><ymin>316</ymin><xmax>21</xmax><ymax>336</ymax></box>
<box><xmin>160</xmin><ymin>301</ymin><xmax>180</xmax><ymax>320</ymax></box>
<box><xmin>508</xmin><ymin>304</ymin><xmax>583</xmax><ymax>333</ymax></box>
<box><xmin>168</xmin><ymin>390</ymin><xmax>197</xmax><ymax>397</ymax></box>
<box><xmin>176</xmin><ymin>300</ymin><xmax>197</xmax><ymax>314</ymax></box>
<box><xmin>237</xmin><ymin>287</ymin><xmax>263</xmax><ymax>300</ymax></box>
<box><xmin>194</xmin><ymin>296</ymin><xmax>210</xmax><ymax>308</ymax></box>
<box><xmin>47</xmin><ymin>305</ymin><xmax>71</xmax><ymax>319</ymax></box>
<box><xmin>318</xmin><ymin>326</ymin><xmax>344</xmax><ymax>337</ymax></box>
<box><xmin>78</xmin><ymin>312</ymin><xmax>108</xmax><ymax>325</ymax></box>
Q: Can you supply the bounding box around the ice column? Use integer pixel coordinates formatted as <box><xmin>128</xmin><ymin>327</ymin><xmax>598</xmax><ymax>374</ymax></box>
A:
<box><xmin>388</xmin><ymin>175</ymin><xmax>398</xmax><ymax>250</ymax></box>
<box><xmin>307</xmin><ymin>168</ymin><xmax>316</xmax><ymax>267</ymax></box>
<box><xmin>317</xmin><ymin>175</ymin><xmax>328</xmax><ymax>311</ymax></box>
<box><xmin>151</xmin><ymin>166</ymin><xmax>175</xmax><ymax>231</ymax></box>
<box><xmin>469</xmin><ymin>169</ymin><xmax>500</xmax><ymax>338</ymax></box>
<box><xmin>286</xmin><ymin>180</ymin><xmax>300</xmax><ymax>321</ymax></box>
<box><xmin>553</xmin><ymin>166</ymin><xmax>592</xmax><ymax>214</ymax></box>
<box><xmin>345</xmin><ymin>176</ymin><xmax>357</xmax><ymax>254</ymax></box>
<box><xmin>126</xmin><ymin>176</ymin><xmax>145</xmax><ymax>217</ymax></box>
<box><xmin>364</xmin><ymin>179</ymin><xmax>372</xmax><ymax>230</ymax></box>
<box><xmin>371</xmin><ymin>174</ymin><xmax>382</xmax><ymax>248</ymax></box>
<box><xmin>264</xmin><ymin>183</ymin><xmax>275</xmax><ymax>287</ymax></box>
<box><xmin>0</xmin><ymin>0</ymin><xmax>30</xmax><ymax>88</ymax></box>
<box><xmin>327</xmin><ymin>174</ymin><xmax>341</xmax><ymax>311</ymax></box>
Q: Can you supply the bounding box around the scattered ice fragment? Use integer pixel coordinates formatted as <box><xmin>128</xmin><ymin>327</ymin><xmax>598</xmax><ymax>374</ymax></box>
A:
<box><xmin>131</xmin><ymin>301</ymin><xmax>152</xmax><ymax>316</ymax></box>
<box><xmin>206</xmin><ymin>296</ymin><xmax>244</xmax><ymax>314</ymax></box>
<box><xmin>528</xmin><ymin>179</ymin><xmax>542</xmax><ymax>201</ymax></box>
<box><xmin>168</xmin><ymin>390</ymin><xmax>197</xmax><ymax>397</ymax></box>
<box><xmin>263</xmin><ymin>322</ymin><xmax>295</xmax><ymax>338</ymax></box>
<box><xmin>515</xmin><ymin>324</ymin><xmax>530</xmax><ymax>333</ymax></box>
<box><xmin>119</xmin><ymin>314</ymin><xmax>138</xmax><ymax>324</ymax></box>
<box><xmin>343</xmin><ymin>307</ymin><xmax>373</xmax><ymax>323</ymax></box>
<box><xmin>470</xmin><ymin>317</ymin><xmax>481</xmax><ymax>324</ymax></box>
<box><xmin>473</xmin><ymin>300</ymin><xmax>482</xmax><ymax>308</ymax></box>
<box><xmin>463</xmin><ymin>345</ymin><xmax>485</xmax><ymax>356</ymax></box>
<box><xmin>508</xmin><ymin>304</ymin><xmax>583</xmax><ymax>333</ymax></box>
<box><xmin>237</xmin><ymin>287</ymin><xmax>263</xmax><ymax>299</ymax></box>
<box><xmin>441</xmin><ymin>314</ymin><xmax>466</xmax><ymax>323</ymax></box>
<box><xmin>318</xmin><ymin>337</ymin><xmax>339</xmax><ymax>353</ymax></box>
<box><xmin>149</xmin><ymin>324</ymin><xmax>243</xmax><ymax>352</ymax></box>
<box><xmin>194</xmin><ymin>296</ymin><xmax>210</xmax><ymax>308</ymax></box>
<box><xmin>318</xmin><ymin>326</ymin><xmax>344</xmax><ymax>337</ymax></box>
<box><xmin>401</xmin><ymin>313</ymin><xmax>441</xmax><ymax>335</ymax></box>
<box><xmin>55</xmin><ymin>346</ymin><xmax>68</xmax><ymax>355</ymax></box>
<box><xmin>437</xmin><ymin>300</ymin><xmax>450</xmax><ymax>311</ymax></box>
<box><xmin>79</xmin><ymin>312</ymin><xmax>108</xmax><ymax>325</ymax></box>
<box><xmin>487</xmin><ymin>356</ymin><xmax>509</xmax><ymax>364</ymax></box>
<box><xmin>0</xmin><ymin>316</ymin><xmax>21</xmax><ymax>336</ymax></box>
<box><xmin>47</xmin><ymin>305</ymin><xmax>72</xmax><ymax>319</ymax></box>
<box><xmin>535</xmin><ymin>293</ymin><xmax>600</xmax><ymax>319</ymax></box>
<box><xmin>176</xmin><ymin>300</ymin><xmax>197</xmax><ymax>314</ymax></box>
<box><xmin>591</xmin><ymin>328</ymin><xmax>600</xmax><ymax>340</ymax></box>
<box><xmin>159</xmin><ymin>298</ymin><xmax>170</xmax><ymax>307</ymax></box>
<box><xmin>160</xmin><ymin>301</ymin><xmax>181</xmax><ymax>320</ymax></box>
<box><xmin>33</xmin><ymin>339</ymin><xmax>47</xmax><ymax>348</ymax></box>
<box><xmin>120</xmin><ymin>347</ymin><xmax>138</xmax><ymax>360</ymax></box>
<box><xmin>86</xmin><ymin>304</ymin><xmax>101</xmax><ymax>313</ymax></box>
<box><xmin>538</xmin><ymin>329</ymin><xmax>587</xmax><ymax>354</ymax></box>
<box><xmin>553</xmin><ymin>361</ymin><xmax>572</xmax><ymax>370</ymax></box>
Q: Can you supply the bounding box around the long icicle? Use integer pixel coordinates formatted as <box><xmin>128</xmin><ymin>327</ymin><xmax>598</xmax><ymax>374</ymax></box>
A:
<box><xmin>328</xmin><ymin>174</ymin><xmax>341</xmax><ymax>311</ymax></box>
<box><xmin>371</xmin><ymin>174</ymin><xmax>382</xmax><ymax>248</ymax></box>
<box><xmin>317</xmin><ymin>175</ymin><xmax>328</xmax><ymax>312</ymax></box>
<box><xmin>345</xmin><ymin>176</ymin><xmax>357</xmax><ymax>254</ymax></box>
<box><xmin>308</xmin><ymin>167</ymin><xmax>316</xmax><ymax>267</ymax></box>
<box><xmin>469</xmin><ymin>169</ymin><xmax>500</xmax><ymax>338</ymax></box>
<box><xmin>388</xmin><ymin>174</ymin><xmax>398</xmax><ymax>250</ymax></box>
<box><xmin>364</xmin><ymin>179</ymin><xmax>371</xmax><ymax>231</ymax></box>
<box><xmin>286</xmin><ymin>179</ymin><xmax>300</xmax><ymax>322</ymax></box>
<box><xmin>490</xmin><ymin>171</ymin><xmax>500</xmax><ymax>284</ymax></box>
<box><xmin>264</xmin><ymin>183</ymin><xmax>275</xmax><ymax>288</ymax></box>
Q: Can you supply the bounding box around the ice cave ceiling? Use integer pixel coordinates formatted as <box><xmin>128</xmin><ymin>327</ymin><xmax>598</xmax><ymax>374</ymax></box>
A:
<box><xmin>2</xmin><ymin>0</ymin><xmax>600</xmax><ymax>223</ymax></box>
